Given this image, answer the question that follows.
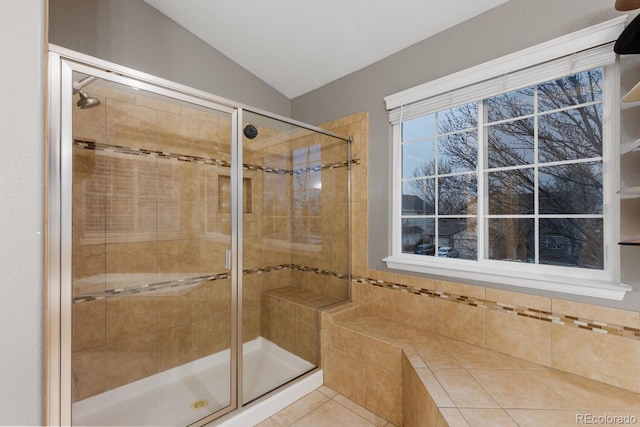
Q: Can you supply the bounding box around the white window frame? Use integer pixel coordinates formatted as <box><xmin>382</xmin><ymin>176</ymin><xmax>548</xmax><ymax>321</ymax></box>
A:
<box><xmin>383</xmin><ymin>16</ymin><xmax>632</xmax><ymax>300</ymax></box>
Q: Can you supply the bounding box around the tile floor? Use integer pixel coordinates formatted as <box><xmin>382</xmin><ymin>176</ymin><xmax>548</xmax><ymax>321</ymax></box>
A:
<box><xmin>253</xmin><ymin>386</ymin><xmax>396</xmax><ymax>427</ymax></box>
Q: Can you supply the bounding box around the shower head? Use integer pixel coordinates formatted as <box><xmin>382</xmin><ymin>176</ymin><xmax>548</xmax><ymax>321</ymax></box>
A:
<box><xmin>243</xmin><ymin>124</ymin><xmax>258</xmax><ymax>139</ymax></box>
<box><xmin>76</xmin><ymin>89</ymin><xmax>101</xmax><ymax>109</ymax></box>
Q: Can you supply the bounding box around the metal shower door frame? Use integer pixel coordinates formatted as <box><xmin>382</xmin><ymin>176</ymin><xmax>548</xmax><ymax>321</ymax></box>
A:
<box><xmin>46</xmin><ymin>44</ymin><xmax>350</xmax><ymax>427</ymax></box>
<box><xmin>47</xmin><ymin>47</ymin><xmax>240</xmax><ymax>427</ymax></box>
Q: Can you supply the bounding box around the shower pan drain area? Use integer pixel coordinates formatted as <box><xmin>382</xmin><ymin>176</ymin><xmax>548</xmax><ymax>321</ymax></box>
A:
<box><xmin>72</xmin><ymin>337</ymin><xmax>315</xmax><ymax>426</ymax></box>
<box><xmin>191</xmin><ymin>399</ymin><xmax>209</xmax><ymax>410</ymax></box>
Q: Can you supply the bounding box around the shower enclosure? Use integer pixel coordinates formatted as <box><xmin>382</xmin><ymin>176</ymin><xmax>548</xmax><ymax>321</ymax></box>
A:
<box><xmin>47</xmin><ymin>46</ymin><xmax>351</xmax><ymax>426</ymax></box>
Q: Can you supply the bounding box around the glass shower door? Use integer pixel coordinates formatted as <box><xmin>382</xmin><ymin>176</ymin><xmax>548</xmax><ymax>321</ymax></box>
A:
<box><xmin>240</xmin><ymin>110</ymin><xmax>350</xmax><ymax>404</ymax></box>
<box><xmin>67</xmin><ymin>69</ymin><xmax>237</xmax><ymax>426</ymax></box>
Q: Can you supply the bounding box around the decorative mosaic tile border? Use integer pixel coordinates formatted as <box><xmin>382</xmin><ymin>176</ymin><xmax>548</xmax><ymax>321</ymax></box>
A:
<box><xmin>74</xmin><ymin>140</ymin><xmax>359</xmax><ymax>174</ymax></box>
<box><xmin>73</xmin><ymin>264</ymin><xmax>350</xmax><ymax>303</ymax></box>
<box><xmin>351</xmin><ymin>275</ymin><xmax>640</xmax><ymax>342</ymax></box>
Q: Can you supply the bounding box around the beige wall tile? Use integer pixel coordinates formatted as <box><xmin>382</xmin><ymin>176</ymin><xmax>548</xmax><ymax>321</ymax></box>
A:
<box><xmin>134</xmin><ymin>94</ymin><xmax>181</xmax><ymax>114</ymax></box>
<box><xmin>105</xmin><ymin>242</ymin><xmax>157</xmax><ymax>275</ymax></box>
<box><xmin>72</xmin><ymin>347</ymin><xmax>106</xmax><ymax>402</ymax></box>
<box><xmin>106</xmin><ymin>294</ymin><xmax>157</xmax><ymax>343</ymax></box>
<box><xmin>157</xmin><ymin>287</ymin><xmax>200</xmax><ymax>329</ymax></box>
<box><xmin>157</xmin><ymin>240</ymin><xmax>199</xmax><ymax>273</ymax></box>
<box><xmin>434</xmin><ymin>299</ymin><xmax>485</xmax><ymax>347</ymax></box>
<box><xmin>243</xmin><ymin>305</ymin><xmax>261</xmax><ymax>343</ymax></box>
<box><xmin>199</xmin><ymin>279</ymin><xmax>231</xmax><ymax>319</ymax></box>
<box><xmin>296</xmin><ymin>320</ymin><xmax>318</xmax><ymax>365</ymax></box>
<box><xmin>552</xmin><ymin>324</ymin><xmax>640</xmax><ymax>393</ymax></box>
<box><xmin>485</xmin><ymin>288</ymin><xmax>551</xmax><ymax>312</ymax></box>
<box><xmin>273</xmin><ymin>311</ymin><xmax>297</xmax><ymax>354</ymax></box>
<box><xmin>331</xmin><ymin>324</ymin><xmax>365</xmax><ymax>360</ymax></box>
<box><xmin>157</xmin><ymin>323</ymin><xmax>199</xmax><ymax>371</ymax></box>
<box><xmin>486</xmin><ymin>310</ymin><xmax>552</xmax><ymax>366</ymax></box>
<box><xmin>366</xmin><ymin>363</ymin><xmax>403</xmax><ymax>426</ymax></box>
<box><xmin>181</xmin><ymin>105</ymin><xmax>222</xmax><ymax>123</ymax></box>
<box><xmin>362</xmin><ymin>285</ymin><xmax>394</xmax><ymax>319</ymax></box>
<box><xmin>198</xmin><ymin>313</ymin><xmax>230</xmax><ymax>356</ymax></box>
<box><xmin>106</xmin><ymin>99</ymin><xmax>158</xmax><ymax>150</ymax></box>
<box><xmin>365</xmin><ymin>337</ymin><xmax>402</xmax><ymax>375</ymax></box>
<box><xmin>552</xmin><ymin>299</ymin><xmax>640</xmax><ymax>328</ymax></box>
<box><xmin>89</xmin><ymin>84</ymin><xmax>135</xmax><ymax>103</ymax></box>
<box><xmin>331</xmin><ymin>349</ymin><xmax>367</xmax><ymax>406</ymax></box>
<box><xmin>157</xmin><ymin>110</ymin><xmax>201</xmax><ymax>155</ymax></box>
<box><xmin>435</xmin><ymin>280</ymin><xmax>485</xmax><ymax>299</ymax></box>
<box><xmin>393</xmin><ymin>291</ymin><xmax>434</xmax><ymax>332</ymax></box>
<box><xmin>105</xmin><ymin>333</ymin><xmax>157</xmax><ymax>390</ymax></box>
<box><xmin>73</xmin><ymin>299</ymin><xmax>106</xmax><ymax>352</ymax></box>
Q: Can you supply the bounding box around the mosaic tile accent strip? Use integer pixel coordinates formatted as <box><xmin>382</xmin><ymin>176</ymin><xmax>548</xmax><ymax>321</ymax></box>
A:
<box><xmin>74</xmin><ymin>139</ymin><xmax>233</xmax><ymax>168</ymax></box>
<box><xmin>73</xmin><ymin>272</ymin><xmax>230</xmax><ymax>303</ymax></box>
<box><xmin>73</xmin><ymin>264</ymin><xmax>350</xmax><ymax>303</ymax></box>
<box><xmin>351</xmin><ymin>275</ymin><xmax>640</xmax><ymax>342</ymax></box>
<box><xmin>74</xmin><ymin>140</ymin><xmax>359</xmax><ymax>174</ymax></box>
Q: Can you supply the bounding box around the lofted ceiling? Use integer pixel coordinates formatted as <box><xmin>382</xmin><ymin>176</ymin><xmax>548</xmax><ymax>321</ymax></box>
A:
<box><xmin>143</xmin><ymin>0</ymin><xmax>510</xmax><ymax>99</ymax></box>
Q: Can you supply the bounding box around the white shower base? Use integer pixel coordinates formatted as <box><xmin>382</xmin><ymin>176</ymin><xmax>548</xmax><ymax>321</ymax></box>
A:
<box><xmin>73</xmin><ymin>337</ymin><xmax>316</xmax><ymax>426</ymax></box>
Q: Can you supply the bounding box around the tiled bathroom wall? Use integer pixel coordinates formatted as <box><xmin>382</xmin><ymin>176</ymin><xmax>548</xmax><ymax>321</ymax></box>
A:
<box><xmin>319</xmin><ymin>110</ymin><xmax>640</xmax><ymax>401</ymax></box>
<box><xmin>70</xmin><ymin>82</ymin><xmax>352</xmax><ymax>402</ymax></box>
<box><xmin>71</xmin><ymin>82</ymin><xmax>237</xmax><ymax>401</ymax></box>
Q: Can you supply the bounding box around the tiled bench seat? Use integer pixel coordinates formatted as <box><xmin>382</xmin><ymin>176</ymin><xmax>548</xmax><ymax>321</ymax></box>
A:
<box><xmin>321</xmin><ymin>304</ymin><xmax>640</xmax><ymax>427</ymax></box>
<box><xmin>261</xmin><ymin>286</ymin><xmax>343</xmax><ymax>365</ymax></box>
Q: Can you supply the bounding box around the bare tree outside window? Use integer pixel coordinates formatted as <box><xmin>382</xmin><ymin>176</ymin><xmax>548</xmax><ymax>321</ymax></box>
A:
<box><xmin>401</xmin><ymin>68</ymin><xmax>604</xmax><ymax>270</ymax></box>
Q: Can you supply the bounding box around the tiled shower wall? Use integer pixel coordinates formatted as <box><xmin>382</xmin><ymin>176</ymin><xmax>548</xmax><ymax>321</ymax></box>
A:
<box><xmin>71</xmin><ymin>84</ymin><xmax>238</xmax><ymax>402</ymax></box>
<box><xmin>323</xmin><ymin>110</ymin><xmax>640</xmax><ymax>395</ymax></box>
<box><xmin>70</xmin><ymin>84</ymin><xmax>350</xmax><ymax>402</ymax></box>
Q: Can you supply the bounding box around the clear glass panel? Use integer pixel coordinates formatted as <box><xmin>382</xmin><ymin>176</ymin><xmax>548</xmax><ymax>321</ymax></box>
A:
<box><xmin>438</xmin><ymin>102</ymin><xmax>478</xmax><ymax>133</ymax></box>
<box><xmin>488</xmin><ymin>218</ymin><xmax>534</xmax><ymax>263</ymax></box>
<box><xmin>538</xmin><ymin>69</ymin><xmax>602</xmax><ymax>112</ymax></box>
<box><xmin>70</xmin><ymin>73</ymin><xmax>233</xmax><ymax>426</ymax></box>
<box><xmin>402</xmin><ymin>113</ymin><xmax>436</xmax><ymax>141</ymax></box>
<box><xmin>438</xmin><ymin>174</ymin><xmax>477</xmax><ymax>215</ymax></box>
<box><xmin>539</xmin><ymin>162</ymin><xmax>602</xmax><ymax>214</ymax></box>
<box><xmin>438</xmin><ymin>130</ymin><xmax>477</xmax><ymax>173</ymax></box>
<box><xmin>403</xmin><ymin>179</ymin><xmax>435</xmax><ymax>215</ymax></box>
<box><xmin>487</xmin><ymin>169</ymin><xmax>534</xmax><ymax>215</ymax></box>
<box><xmin>539</xmin><ymin>218</ymin><xmax>603</xmax><ymax>269</ymax></box>
<box><xmin>438</xmin><ymin>218</ymin><xmax>477</xmax><ymax>260</ymax></box>
<box><xmin>486</xmin><ymin>87</ymin><xmax>535</xmax><ymax>122</ymax></box>
<box><xmin>242</xmin><ymin>111</ymin><xmax>349</xmax><ymax>405</ymax></box>
<box><xmin>538</xmin><ymin>105</ymin><xmax>602</xmax><ymax>162</ymax></box>
<box><xmin>402</xmin><ymin>218</ymin><xmax>435</xmax><ymax>256</ymax></box>
<box><xmin>487</xmin><ymin>118</ymin><xmax>535</xmax><ymax>168</ymax></box>
<box><xmin>402</xmin><ymin>138</ymin><xmax>436</xmax><ymax>178</ymax></box>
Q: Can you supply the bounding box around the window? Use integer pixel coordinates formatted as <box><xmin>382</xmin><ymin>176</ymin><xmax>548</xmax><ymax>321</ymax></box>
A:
<box><xmin>384</xmin><ymin>17</ymin><xmax>631</xmax><ymax>300</ymax></box>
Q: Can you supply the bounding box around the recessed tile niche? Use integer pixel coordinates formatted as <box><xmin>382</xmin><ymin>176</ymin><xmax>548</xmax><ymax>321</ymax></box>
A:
<box><xmin>218</xmin><ymin>175</ymin><xmax>252</xmax><ymax>214</ymax></box>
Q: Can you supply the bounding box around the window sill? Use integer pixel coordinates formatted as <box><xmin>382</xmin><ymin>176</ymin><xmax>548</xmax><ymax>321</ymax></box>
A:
<box><xmin>383</xmin><ymin>255</ymin><xmax>632</xmax><ymax>301</ymax></box>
